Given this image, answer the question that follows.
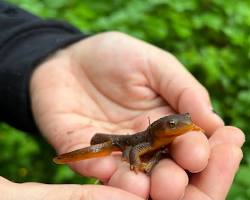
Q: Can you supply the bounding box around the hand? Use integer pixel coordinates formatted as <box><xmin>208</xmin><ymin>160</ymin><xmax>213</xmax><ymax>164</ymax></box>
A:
<box><xmin>0</xmin><ymin>176</ymin><xmax>143</xmax><ymax>200</ymax></box>
<box><xmin>181</xmin><ymin>126</ymin><xmax>244</xmax><ymax>200</ymax></box>
<box><xmin>30</xmin><ymin>32</ymin><xmax>243</xmax><ymax>199</ymax></box>
<box><xmin>1</xmin><ymin>129</ymin><xmax>243</xmax><ymax>200</ymax></box>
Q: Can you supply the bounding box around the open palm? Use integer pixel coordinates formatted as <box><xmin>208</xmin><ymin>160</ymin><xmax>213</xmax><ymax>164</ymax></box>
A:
<box><xmin>30</xmin><ymin>32</ymin><xmax>243</xmax><ymax>200</ymax></box>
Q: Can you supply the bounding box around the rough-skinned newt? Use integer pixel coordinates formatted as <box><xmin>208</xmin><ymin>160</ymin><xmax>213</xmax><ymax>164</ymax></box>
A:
<box><xmin>53</xmin><ymin>113</ymin><xmax>203</xmax><ymax>174</ymax></box>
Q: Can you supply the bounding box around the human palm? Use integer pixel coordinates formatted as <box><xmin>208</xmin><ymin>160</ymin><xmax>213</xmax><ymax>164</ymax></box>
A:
<box><xmin>29</xmin><ymin>32</ymin><xmax>244</xmax><ymax>200</ymax></box>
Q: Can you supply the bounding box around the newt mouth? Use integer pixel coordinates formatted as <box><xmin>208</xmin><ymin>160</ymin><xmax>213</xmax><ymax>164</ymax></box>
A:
<box><xmin>161</xmin><ymin>123</ymin><xmax>204</xmax><ymax>137</ymax></box>
<box><xmin>191</xmin><ymin>123</ymin><xmax>204</xmax><ymax>133</ymax></box>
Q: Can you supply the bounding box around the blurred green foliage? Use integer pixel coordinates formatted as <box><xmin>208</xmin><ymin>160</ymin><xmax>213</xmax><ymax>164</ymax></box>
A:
<box><xmin>0</xmin><ymin>123</ymin><xmax>97</xmax><ymax>184</ymax></box>
<box><xmin>1</xmin><ymin>0</ymin><xmax>250</xmax><ymax>199</ymax></box>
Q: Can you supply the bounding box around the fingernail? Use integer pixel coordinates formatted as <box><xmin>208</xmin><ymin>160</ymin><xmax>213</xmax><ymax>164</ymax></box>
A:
<box><xmin>211</xmin><ymin>109</ymin><xmax>224</xmax><ymax>125</ymax></box>
<box><xmin>232</xmin><ymin>146</ymin><xmax>243</xmax><ymax>162</ymax></box>
<box><xmin>212</xmin><ymin>109</ymin><xmax>218</xmax><ymax>115</ymax></box>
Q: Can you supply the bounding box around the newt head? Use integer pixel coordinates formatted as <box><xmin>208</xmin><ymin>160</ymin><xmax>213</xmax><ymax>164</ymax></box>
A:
<box><xmin>150</xmin><ymin>113</ymin><xmax>204</xmax><ymax>139</ymax></box>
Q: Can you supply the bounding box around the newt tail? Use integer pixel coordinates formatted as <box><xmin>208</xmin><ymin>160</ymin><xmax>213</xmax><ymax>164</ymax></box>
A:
<box><xmin>53</xmin><ymin>141</ymin><xmax>119</xmax><ymax>164</ymax></box>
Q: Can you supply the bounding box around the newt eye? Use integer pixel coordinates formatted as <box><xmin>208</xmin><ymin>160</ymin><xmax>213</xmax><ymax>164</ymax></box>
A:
<box><xmin>169</xmin><ymin>119</ymin><xmax>177</xmax><ymax>128</ymax></box>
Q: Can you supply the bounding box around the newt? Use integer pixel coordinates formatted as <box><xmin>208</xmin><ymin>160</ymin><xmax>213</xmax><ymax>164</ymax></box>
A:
<box><xmin>53</xmin><ymin>113</ymin><xmax>203</xmax><ymax>174</ymax></box>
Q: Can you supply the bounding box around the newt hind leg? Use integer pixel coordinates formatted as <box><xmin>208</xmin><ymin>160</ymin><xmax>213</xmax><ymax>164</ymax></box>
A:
<box><xmin>142</xmin><ymin>149</ymin><xmax>168</xmax><ymax>174</ymax></box>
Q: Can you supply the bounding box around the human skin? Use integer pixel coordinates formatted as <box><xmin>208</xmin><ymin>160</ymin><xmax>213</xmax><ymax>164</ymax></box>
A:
<box><xmin>0</xmin><ymin>32</ymin><xmax>244</xmax><ymax>200</ymax></box>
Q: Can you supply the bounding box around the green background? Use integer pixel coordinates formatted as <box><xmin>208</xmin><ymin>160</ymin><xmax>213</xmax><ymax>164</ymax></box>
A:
<box><xmin>1</xmin><ymin>0</ymin><xmax>250</xmax><ymax>199</ymax></box>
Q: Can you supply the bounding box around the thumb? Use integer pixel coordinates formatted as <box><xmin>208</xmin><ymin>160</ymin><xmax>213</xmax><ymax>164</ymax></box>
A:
<box><xmin>147</xmin><ymin>48</ymin><xmax>224</xmax><ymax>135</ymax></box>
<box><xmin>1</xmin><ymin>176</ymin><xmax>143</xmax><ymax>200</ymax></box>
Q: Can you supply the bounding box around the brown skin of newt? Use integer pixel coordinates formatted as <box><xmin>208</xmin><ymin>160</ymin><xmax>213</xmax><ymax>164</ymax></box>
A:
<box><xmin>53</xmin><ymin>113</ymin><xmax>204</xmax><ymax>174</ymax></box>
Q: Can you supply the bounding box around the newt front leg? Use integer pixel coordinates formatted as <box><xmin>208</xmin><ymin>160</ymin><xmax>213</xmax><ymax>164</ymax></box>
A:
<box><xmin>129</xmin><ymin>142</ymin><xmax>155</xmax><ymax>173</ymax></box>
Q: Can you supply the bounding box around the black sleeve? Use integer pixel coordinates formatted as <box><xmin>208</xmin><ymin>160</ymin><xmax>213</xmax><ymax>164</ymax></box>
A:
<box><xmin>0</xmin><ymin>1</ymin><xmax>87</xmax><ymax>133</ymax></box>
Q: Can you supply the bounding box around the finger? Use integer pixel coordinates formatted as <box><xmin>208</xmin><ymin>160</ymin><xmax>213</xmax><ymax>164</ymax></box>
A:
<box><xmin>189</xmin><ymin>126</ymin><xmax>245</xmax><ymax>200</ymax></box>
<box><xmin>0</xmin><ymin>176</ymin><xmax>15</xmax><ymax>197</ymax></box>
<box><xmin>0</xmin><ymin>176</ymin><xmax>12</xmax><ymax>184</ymax></box>
<box><xmin>170</xmin><ymin>131</ymin><xmax>210</xmax><ymax>173</ymax></box>
<box><xmin>147</xmin><ymin>48</ymin><xmax>224</xmax><ymax>135</ymax></box>
<box><xmin>108</xmin><ymin>162</ymin><xmax>150</xmax><ymax>199</ymax></box>
<box><xmin>190</xmin><ymin>144</ymin><xmax>243</xmax><ymax>200</ymax></box>
<box><xmin>177</xmin><ymin>87</ymin><xmax>224</xmax><ymax>136</ymax></box>
<box><xmin>6</xmin><ymin>180</ymin><xmax>144</xmax><ymax>200</ymax></box>
<box><xmin>209</xmin><ymin>126</ymin><xmax>245</xmax><ymax>148</ymax></box>
<box><xmin>183</xmin><ymin>185</ymin><xmax>212</xmax><ymax>200</ymax></box>
<box><xmin>150</xmin><ymin>159</ymin><xmax>188</xmax><ymax>200</ymax></box>
<box><xmin>69</xmin><ymin>156</ymin><xmax>120</xmax><ymax>181</ymax></box>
